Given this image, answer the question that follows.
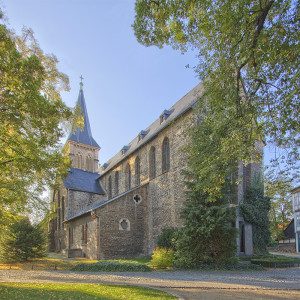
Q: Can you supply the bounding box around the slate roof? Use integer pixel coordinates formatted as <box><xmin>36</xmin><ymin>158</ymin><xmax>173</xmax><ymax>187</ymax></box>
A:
<box><xmin>63</xmin><ymin>168</ymin><xmax>104</xmax><ymax>195</ymax></box>
<box><xmin>99</xmin><ymin>82</ymin><xmax>204</xmax><ymax>175</ymax></box>
<box><xmin>68</xmin><ymin>83</ymin><xmax>100</xmax><ymax>148</ymax></box>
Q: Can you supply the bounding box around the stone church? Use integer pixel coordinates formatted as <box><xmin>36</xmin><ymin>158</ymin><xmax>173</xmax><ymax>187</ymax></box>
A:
<box><xmin>49</xmin><ymin>81</ymin><xmax>261</xmax><ymax>259</ymax></box>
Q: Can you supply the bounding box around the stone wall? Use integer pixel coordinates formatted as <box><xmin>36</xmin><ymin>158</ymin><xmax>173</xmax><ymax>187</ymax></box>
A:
<box><xmin>99</xmin><ymin>110</ymin><xmax>193</xmax><ymax>253</ymax></box>
<box><xmin>68</xmin><ymin>190</ymin><xmax>105</xmax><ymax>217</ymax></box>
<box><xmin>94</xmin><ymin>184</ymin><xmax>149</xmax><ymax>259</ymax></box>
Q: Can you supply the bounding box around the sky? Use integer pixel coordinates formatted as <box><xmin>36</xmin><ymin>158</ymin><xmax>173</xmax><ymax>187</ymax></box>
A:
<box><xmin>1</xmin><ymin>0</ymin><xmax>200</xmax><ymax>165</ymax></box>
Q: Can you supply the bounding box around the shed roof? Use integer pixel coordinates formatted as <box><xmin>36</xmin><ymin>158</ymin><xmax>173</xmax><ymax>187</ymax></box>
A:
<box><xmin>63</xmin><ymin>168</ymin><xmax>104</xmax><ymax>195</ymax></box>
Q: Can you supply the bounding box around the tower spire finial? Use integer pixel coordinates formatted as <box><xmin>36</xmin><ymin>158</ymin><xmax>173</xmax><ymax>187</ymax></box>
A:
<box><xmin>80</xmin><ymin>75</ymin><xmax>84</xmax><ymax>90</ymax></box>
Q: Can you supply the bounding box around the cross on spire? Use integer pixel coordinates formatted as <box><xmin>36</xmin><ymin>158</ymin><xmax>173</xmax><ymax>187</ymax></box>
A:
<box><xmin>79</xmin><ymin>75</ymin><xmax>84</xmax><ymax>90</ymax></box>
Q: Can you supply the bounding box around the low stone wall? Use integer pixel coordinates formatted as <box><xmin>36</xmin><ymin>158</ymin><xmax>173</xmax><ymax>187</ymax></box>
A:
<box><xmin>268</xmin><ymin>244</ymin><xmax>296</xmax><ymax>253</ymax></box>
<box><xmin>66</xmin><ymin>248</ymin><xmax>83</xmax><ymax>258</ymax></box>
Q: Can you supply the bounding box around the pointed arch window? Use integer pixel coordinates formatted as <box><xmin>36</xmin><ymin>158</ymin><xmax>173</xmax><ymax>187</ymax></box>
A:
<box><xmin>108</xmin><ymin>175</ymin><xmax>112</xmax><ymax>199</ymax></box>
<box><xmin>149</xmin><ymin>146</ymin><xmax>156</xmax><ymax>179</ymax></box>
<box><xmin>114</xmin><ymin>171</ymin><xmax>119</xmax><ymax>195</ymax></box>
<box><xmin>162</xmin><ymin>137</ymin><xmax>170</xmax><ymax>173</ymax></box>
<box><xmin>125</xmin><ymin>163</ymin><xmax>131</xmax><ymax>191</ymax></box>
<box><xmin>135</xmin><ymin>156</ymin><xmax>141</xmax><ymax>186</ymax></box>
<box><xmin>61</xmin><ymin>196</ymin><xmax>65</xmax><ymax>223</ymax></box>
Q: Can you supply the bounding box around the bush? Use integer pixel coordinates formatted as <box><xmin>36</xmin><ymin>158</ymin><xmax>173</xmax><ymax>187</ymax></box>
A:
<box><xmin>0</xmin><ymin>217</ymin><xmax>46</xmax><ymax>262</ymax></box>
<box><xmin>71</xmin><ymin>261</ymin><xmax>152</xmax><ymax>272</ymax></box>
<box><xmin>157</xmin><ymin>228</ymin><xmax>178</xmax><ymax>249</ymax></box>
<box><xmin>151</xmin><ymin>247</ymin><xmax>174</xmax><ymax>268</ymax></box>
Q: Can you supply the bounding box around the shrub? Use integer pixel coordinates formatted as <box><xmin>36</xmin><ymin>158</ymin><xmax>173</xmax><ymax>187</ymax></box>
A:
<box><xmin>157</xmin><ymin>227</ymin><xmax>178</xmax><ymax>249</ymax></box>
<box><xmin>151</xmin><ymin>247</ymin><xmax>174</xmax><ymax>268</ymax></box>
<box><xmin>0</xmin><ymin>217</ymin><xmax>46</xmax><ymax>262</ymax></box>
<box><xmin>71</xmin><ymin>261</ymin><xmax>152</xmax><ymax>272</ymax></box>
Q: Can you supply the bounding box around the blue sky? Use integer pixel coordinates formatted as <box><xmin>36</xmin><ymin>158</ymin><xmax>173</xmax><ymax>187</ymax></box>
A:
<box><xmin>1</xmin><ymin>0</ymin><xmax>200</xmax><ymax>165</ymax></box>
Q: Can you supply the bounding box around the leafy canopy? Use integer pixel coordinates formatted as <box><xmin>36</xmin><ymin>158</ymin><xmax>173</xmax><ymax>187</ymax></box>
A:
<box><xmin>0</xmin><ymin>15</ymin><xmax>80</xmax><ymax>220</ymax></box>
<box><xmin>133</xmin><ymin>0</ymin><xmax>300</xmax><ymax>198</ymax></box>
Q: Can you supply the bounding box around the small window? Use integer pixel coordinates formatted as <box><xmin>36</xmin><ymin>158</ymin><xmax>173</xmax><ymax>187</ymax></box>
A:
<box><xmin>133</xmin><ymin>194</ymin><xmax>142</xmax><ymax>204</ymax></box>
<box><xmin>119</xmin><ymin>218</ymin><xmax>130</xmax><ymax>231</ymax></box>
<box><xmin>138</xmin><ymin>130</ymin><xmax>148</xmax><ymax>142</ymax></box>
<box><xmin>160</xmin><ymin>109</ymin><xmax>173</xmax><ymax>124</ymax></box>
<box><xmin>121</xmin><ymin>145</ymin><xmax>130</xmax><ymax>155</ymax></box>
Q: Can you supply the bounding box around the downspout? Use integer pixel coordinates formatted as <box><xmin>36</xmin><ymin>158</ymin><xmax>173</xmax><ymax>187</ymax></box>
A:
<box><xmin>67</xmin><ymin>188</ymin><xmax>70</xmax><ymax>219</ymax></box>
<box><xmin>91</xmin><ymin>210</ymin><xmax>101</xmax><ymax>259</ymax></box>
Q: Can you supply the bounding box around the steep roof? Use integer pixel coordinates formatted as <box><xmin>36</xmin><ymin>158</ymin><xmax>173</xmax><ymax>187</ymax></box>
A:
<box><xmin>68</xmin><ymin>83</ymin><xmax>100</xmax><ymax>148</ymax></box>
<box><xmin>63</xmin><ymin>168</ymin><xmax>104</xmax><ymax>195</ymax></box>
<box><xmin>99</xmin><ymin>82</ymin><xmax>203</xmax><ymax>175</ymax></box>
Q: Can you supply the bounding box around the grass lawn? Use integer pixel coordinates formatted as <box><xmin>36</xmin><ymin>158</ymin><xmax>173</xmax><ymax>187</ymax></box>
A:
<box><xmin>0</xmin><ymin>283</ymin><xmax>176</xmax><ymax>299</ymax></box>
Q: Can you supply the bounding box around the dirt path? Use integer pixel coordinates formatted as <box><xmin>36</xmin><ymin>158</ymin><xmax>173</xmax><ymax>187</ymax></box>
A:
<box><xmin>1</xmin><ymin>268</ymin><xmax>300</xmax><ymax>299</ymax></box>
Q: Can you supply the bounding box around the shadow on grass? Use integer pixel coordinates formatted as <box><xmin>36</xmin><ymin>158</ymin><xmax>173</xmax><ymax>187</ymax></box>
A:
<box><xmin>0</xmin><ymin>283</ymin><xmax>176</xmax><ymax>300</ymax></box>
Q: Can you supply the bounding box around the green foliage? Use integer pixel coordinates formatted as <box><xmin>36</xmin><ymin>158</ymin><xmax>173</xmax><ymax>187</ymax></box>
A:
<box><xmin>157</xmin><ymin>227</ymin><xmax>178</xmax><ymax>249</ymax></box>
<box><xmin>133</xmin><ymin>0</ymin><xmax>300</xmax><ymax>199</ymax></box>
<box><xmin>174</xmin><ymin>187</ymin><xmax>238</xmax><ymax>267</ymax></box>
<box><xmin>71</xmin><ymin>261</ymin><xmax>152</xmax><ymax>272</ymax></box>
<box><xmin>151</xmin><ymin>247</ymin><xmax>174</xmax><ymax>268</ymax></box>
<box><xmin>251</xmin><ymin>255</ymin><xmax>300</xmax><ymax>268</ymax></box>
<box><xmin>239</xmin><ymin>178</ymin><xmax>271</xmax><ymax>254</ymax></box>
<box><xmin>0</xmin><ymin>217</ymin><xmax>47</xmax><ymax>262</ymax></box>
<box><xmin>0</xmin><ymin>15</ymin><xmax>82</xmax><ymax>218</ymax></box>
<box><xmin>265</xmin><ymin>175</ymin><xmax>294</xmax><ymax>241</ymax></box>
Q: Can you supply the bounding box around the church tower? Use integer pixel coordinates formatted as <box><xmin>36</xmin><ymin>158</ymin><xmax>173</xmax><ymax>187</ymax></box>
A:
<box><xmin>66</xmin><ymin>81</ymin><xmax>100</xmax><ymax>172</ymax></box>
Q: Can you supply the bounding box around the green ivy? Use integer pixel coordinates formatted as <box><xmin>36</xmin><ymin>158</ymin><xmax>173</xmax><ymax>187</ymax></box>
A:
<box><xmin>239</xmin><ymin>177</ymin><xmax>271</xmax><ymax>255</ymax></box>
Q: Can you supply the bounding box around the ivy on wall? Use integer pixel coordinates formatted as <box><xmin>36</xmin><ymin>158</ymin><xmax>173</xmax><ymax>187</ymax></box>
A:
<box><xmin>239</xmin><ymin>177</ymin><xmax>271</xmax><ymax>254</ymax></box>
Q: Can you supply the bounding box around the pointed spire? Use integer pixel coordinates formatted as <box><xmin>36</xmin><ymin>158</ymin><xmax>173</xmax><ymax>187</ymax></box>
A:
<box><xmin>67</xmin><ymin>80</ymin><xmax>100</xmax><ymax>148</ymax></box>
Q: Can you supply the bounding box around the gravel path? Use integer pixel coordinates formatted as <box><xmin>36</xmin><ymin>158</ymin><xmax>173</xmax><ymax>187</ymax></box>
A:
<box><xmin>1</xmin><ymin>268</ymin><xmax>300</xmax><ymax>299</ymax></box>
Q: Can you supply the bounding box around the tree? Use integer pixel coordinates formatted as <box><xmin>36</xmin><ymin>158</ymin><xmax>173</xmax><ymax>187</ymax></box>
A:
<box><xmin>0</xmin><ymin>12</ymin><xmax>81</xmax><ymax>221</ymax></box>
<box><xmin>174</xmin><ymin>182</ymin><xmax>237</xmax><ymax>267</ymax></box>
<box><xmin>0</xmin><ymin>217</ymin><xmax>46</xmax><ymax>262</ymax></box>
<box><xmin>133</xmin><ymin>0</ymin><xmax>300</xmax><ymax>199</ymax></box>
<box><xmin>265</xmin><ymin>175</ymin><xmax>293</xmax><ymax>240</ymax></box>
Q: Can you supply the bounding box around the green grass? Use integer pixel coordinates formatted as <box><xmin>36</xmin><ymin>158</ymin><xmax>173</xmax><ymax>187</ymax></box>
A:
<box><xmin>0</xmin><ymin>283</ymin><xmax>176</xmax><ymax>299</ymax></box>
<box><xmin>71</xmin><ymin>260</ymin><xmax>152</xmax><ymax>272</ymax></box>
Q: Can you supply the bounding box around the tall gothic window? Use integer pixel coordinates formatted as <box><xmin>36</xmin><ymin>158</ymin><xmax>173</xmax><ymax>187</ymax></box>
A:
<box><xmin>125</xmin><ymin>163</ymin><xmax>131</xmax><ymax>191</ymax></box>
<box><xmin>61</xmin><ymin>196</ymin><xmax>65</xmax><ymax>223</ymax></box>
<box><xmin>149</xmin><ymin>146</ymin><xmax>156</xmax><ymax>179</ymax></box>
<box><xmin>135</xmin><ymin>156</ymin><xmax>141</xmax><ymax>186</ymax></box>
<box><xmin>162</xmin><ymin>137</ymin><xmax>170</xmax><ymax>173</ymax></box>
<box><xmin>114</xmin><ymin>171</ymin><xmax>119</xmax><ymax>195</ymax></box>
<box><xmin>108</xmin><ymin>176</ymin><xmax>112</xmax><ymax>199</ymax></box>
<box><xmin>57</xmin><ymin>196</ymin><xmax>61</xmax><ymax>230</ymax></box>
